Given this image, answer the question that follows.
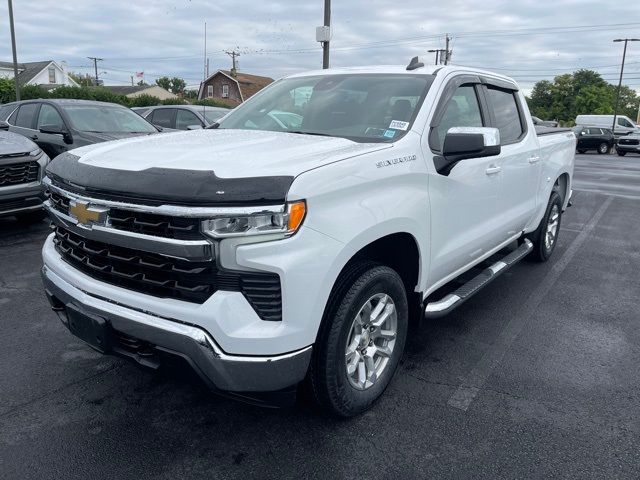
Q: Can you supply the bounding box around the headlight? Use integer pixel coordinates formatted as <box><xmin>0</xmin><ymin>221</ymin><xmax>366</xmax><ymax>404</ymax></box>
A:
<box><xmin>201</xmin><ymin>201</ymin><xmax>306</xmax><ymax>239</ymax></box>
<box><xmin>29</xmin><ymin>148</ymin><xmax>42</xmax><ymax>157</ymax></box>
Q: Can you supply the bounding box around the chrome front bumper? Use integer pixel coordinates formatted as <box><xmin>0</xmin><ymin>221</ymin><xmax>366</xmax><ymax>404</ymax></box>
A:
<box><xmin>41</xmin><ymin>265</ymin><xmax>312</xmax><ymax>393</ymax></box>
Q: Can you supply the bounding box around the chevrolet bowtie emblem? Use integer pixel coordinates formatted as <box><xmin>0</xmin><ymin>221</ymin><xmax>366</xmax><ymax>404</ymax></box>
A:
<box><xmin>68</xmin><ymin>200</ymin><xmax>108</xmax><ymax>227</ymax></box>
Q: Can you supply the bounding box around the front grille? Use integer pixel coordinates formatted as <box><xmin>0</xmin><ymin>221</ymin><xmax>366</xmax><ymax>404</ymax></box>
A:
<box><xmin>619</xmin><ymin>138</ymin><xmax>639</xmax><ymax>145</ymax></box>
<box><xmin>48</xmin><ymin>191</ymin><xmax>202</xmax><ymax>240</ymax></box>
<box><xmin>53</xmin><ymin>226</ymin><xmax>282</xmax><ymax>319</ymax></box>
<box><xmin>0</xmin><ymin>161</ymin><xmax>39</xmax><ymax>186</ymax></box>
<box><xmin>0</xmin><ymin>196</ymin><xmax>42</xmax><ymax>213</ymax></box>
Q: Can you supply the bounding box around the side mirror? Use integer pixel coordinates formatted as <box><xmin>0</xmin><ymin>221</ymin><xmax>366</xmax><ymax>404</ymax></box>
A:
<box><xmin>435</xmin><ymin>127</ymin><xmax>501</xmax><ymax>174</ymax></box>
<box><xmin>0</xmin><ymin>121</ymin><xmax>9</xmax><ymax>131</ymax></box>
<box><xmin>39</xmin><ymin>124</ymin><xmax>67</xmax><ymax>135</ymax></box>
<box><xmin>186</xmin><ymin>124</ymin><xmax>203</xmax><ymax>130</ymax></box>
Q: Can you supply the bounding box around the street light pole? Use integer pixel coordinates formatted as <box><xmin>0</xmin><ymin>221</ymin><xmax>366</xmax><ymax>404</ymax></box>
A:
<box><xmin>612</xmin><ymin>38</ymin><xmax>639</xmax><ymax>134</ymax></box>
<box><xmin>322</xmin><ymin>0</ymin><xmax>331</xmax><ymax>69</ymax></box>
<box><xmin>7</xmin><ymin>0</ymin><xmax>20</xmax><ymax>101</ymax></box>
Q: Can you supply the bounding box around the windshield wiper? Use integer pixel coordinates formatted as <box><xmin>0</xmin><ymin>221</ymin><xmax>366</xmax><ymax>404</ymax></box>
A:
<box><xmin>206</xmin><ymin>122</ymin><xmax>220</xmax><ymax>129</ymax></box>
<box><xmin>287</xmin><ymin>130</ymin><xmax>333</xmax><ymax>137</ymax></box>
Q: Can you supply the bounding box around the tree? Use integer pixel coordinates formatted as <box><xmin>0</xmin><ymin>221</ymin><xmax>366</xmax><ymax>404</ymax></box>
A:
<box><xmin>68</xmin><ymin>72</ymin><xmax>94</xmax><ymax>87</ymax></box>
<box><xmin>155</xmin><ymin>76</ymin><xmax>186</xmax><ymax>95</ymax></box>
<box><xmin>526</xmin><ymin>69</ymin><xmax>639</xmax><ymax>125</ymax></box>
<box><xmin>155</xmin><ymin>76</ymin><xmax>172</xmax><ymax>91</ymax></box>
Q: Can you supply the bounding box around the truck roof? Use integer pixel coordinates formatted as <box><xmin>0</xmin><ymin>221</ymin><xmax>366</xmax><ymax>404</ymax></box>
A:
<box><xmin>286</xmin><ymin>64</ymin><xmax>519</xmax><ymax>90</ymax></box>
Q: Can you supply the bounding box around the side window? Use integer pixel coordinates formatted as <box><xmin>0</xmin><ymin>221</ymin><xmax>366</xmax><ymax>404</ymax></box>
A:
<box><xmin>149</xmin><ymin>109</ymin><xmax>174</xmax><ymax>128</ymax></box>
<box><xmin>486</xmin><ymin>87</ymin><xmax>524</xmax><ymax>144</ymax></box>
<box><xmin>618</xmin><ymin>118</ymin><xmax>633</xmax><ymax>128</ymax></box>
<box><xmin>433</xmin><ymin>85</ymin><xmax>483</xmax><ymax>151</ymax></box>
<box><xmin>207</xmin><ymin>85</ymin><xmax>213</xmax><ymax>98</ymax></box>
<box><xmin>175</xmin><ymin>110</ymin><xmax>201</xmax><ymax>130</ymax></box>
<box><xmin>222</xmin><ymin>84</ymin><xmax>229</xmax><ymax>98</ymax></box>
<box><xmin>14</xmin><ymin>103</ymin><xmax>39</xmax><ymax>129</ymax></box>
<box><xmin>37</xmin><ymin>104</ymin><xmax>65</xmax><ymax>129</ymax></box>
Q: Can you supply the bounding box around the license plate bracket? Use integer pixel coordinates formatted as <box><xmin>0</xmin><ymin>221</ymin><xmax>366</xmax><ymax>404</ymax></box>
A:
<box><xmin>66</xmin><ymin>305</ymin><xmax>112</xmax><ymax>353</ymax></box>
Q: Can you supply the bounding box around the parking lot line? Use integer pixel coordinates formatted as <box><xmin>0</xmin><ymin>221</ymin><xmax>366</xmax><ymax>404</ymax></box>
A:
<box><xmin>447</xmin><ymin>195</ymin><xmax>614</xmax><ymax>411</ymax></box>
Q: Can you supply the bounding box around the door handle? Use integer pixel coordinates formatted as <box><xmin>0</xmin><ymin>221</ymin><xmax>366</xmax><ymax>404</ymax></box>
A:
<box><xmin>485</xmin><ymin>165</ymin><xmax>501</xmax><ymax>175</ymax></box>
<box><xmin>528</xmin><ymin>156</ymin><xmax>540</xmax><ymax>164</ymax></box>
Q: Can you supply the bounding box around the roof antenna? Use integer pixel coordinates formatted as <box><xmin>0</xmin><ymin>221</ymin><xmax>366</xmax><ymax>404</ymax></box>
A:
<box><xmin>406</xmin><ymin>56</ymin><xmax>424</xmax><ymax>71</ymax></box>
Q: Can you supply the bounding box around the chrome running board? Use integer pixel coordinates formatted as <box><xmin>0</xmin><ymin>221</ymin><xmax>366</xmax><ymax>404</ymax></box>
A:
<box><xmin>424</xmin><ymin>239</ymin><xmax>533</xmax><ymax>319</ymax></box>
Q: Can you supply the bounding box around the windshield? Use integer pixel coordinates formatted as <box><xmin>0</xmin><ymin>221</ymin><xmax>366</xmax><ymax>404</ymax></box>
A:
<box><xmin>64</xmin><ymin>105</ymin><xmax>157</xmax><ymax>133</ymax></box>
<box><xmin>218</xmin><ymin>74</ymin><xmax>434</xmax><ymax>142</ymax></box>
<box><xmin>202</xmin><ymin>108</ymin><xmax>229</xmax><ymax>123</ymax></box>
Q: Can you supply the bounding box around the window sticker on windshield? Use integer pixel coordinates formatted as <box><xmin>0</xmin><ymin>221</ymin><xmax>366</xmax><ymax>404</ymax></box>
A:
<box><xmin>383</xmin><ymin>129</ymin><xmax>396</xmax><ymax>138</ymax></box>
<box><xmin>389</xmin><ymin>120</ymin><xmax>410</xmax><ymax>131</ymax></box>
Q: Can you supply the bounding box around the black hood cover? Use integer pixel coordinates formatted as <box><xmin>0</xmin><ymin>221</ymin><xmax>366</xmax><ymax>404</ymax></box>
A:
<box><xmin>45</xmin><ymin>152</ymin><xmax>294</xmax><ymax>206</ymax></box>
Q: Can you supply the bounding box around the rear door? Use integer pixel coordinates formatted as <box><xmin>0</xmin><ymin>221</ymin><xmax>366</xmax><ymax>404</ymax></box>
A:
<box><xmin>35</xmin><ymin>103</ymin><xmax>70</xmax><ymax>158</ymax></box>
<box><xmin>148</xmin><ymin>108</ymin><xmax>175</xmax><ymax>129</ymax></box>
<box><xmin>484</xmin><ymin>85</ymin><xmax>540</xmax><ymax>235</ymax></box>
<box><xmin>7</xmin><ymin>103</ymin><xmax>40</xmax><ymax>143</ymax></box>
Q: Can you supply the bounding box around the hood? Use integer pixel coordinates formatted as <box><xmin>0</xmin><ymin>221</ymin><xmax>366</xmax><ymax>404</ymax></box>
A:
<box><xmin>47</xmin><ymin>129</ymin><xmax>391</xmax><ymax>206</ymax></box>
<box><xmin>78</xmin><ymin>131</ymin><xmax>157</xmax><ymax>143</ymax></box>
<box><xmin>0</xmin><ymin>131</ymin><xmax>37</xmax><ymax>156</ymax></box>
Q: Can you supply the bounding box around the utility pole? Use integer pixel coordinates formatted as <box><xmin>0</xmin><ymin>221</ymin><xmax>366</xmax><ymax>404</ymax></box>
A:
<box><xmin>322</xmin><ymin>0</ymin><xmax>331</xmax><ymax>69</ymax></box>
<box><xmin>612</xmin><ymin>38</ymin><xmax>639</xmax><ymax>135</ymax></box>
<box><xmin>444</xmin><ymin>34</ymin><xmax>451</xmax><ymax>65</ymax></box>
<box><xmin>8</xmin><ymin>0</ymin><xmax>20</xmax><ymax>101</ymax></box>
<box><xmin>130</xmin><ymin>75</ymin><xmax>134</xmax><ymax>86</ymax></box>
<box><xmin>225</xmin><ymin>50</ymin><xmax>240</xmax><ymax>75</ymax></box>
<box><xmin>87</xmin><ymin>56</ymin><xmax>103</xmax><ymax>86</ymax></box>
<box><xmin>204</xmin><ymin>22</ymin><xmax>207</xmax><ymax>79</ymax></box>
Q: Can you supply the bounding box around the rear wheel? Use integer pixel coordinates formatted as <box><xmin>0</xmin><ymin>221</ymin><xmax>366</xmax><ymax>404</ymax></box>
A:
<box><xmin>577</xmin><ymin>149</ymin><xmax>586</xmax><ymax>154</ymax></box>
<box><xmin>310</xmin><ymin>262</ymin><xmax>408</xmax><ymax>417</ymax></box>
<box><xmin>526</xmin><ymin>191</ymin><xmax>563</xmax><ymax>262</ymax></box>
<box><xmin>597</xmin><ymin>143</ymin><xmax>609</xmax><ymax>154</ymax></box>
<box><xmin>616</xmin><ymin>149</ymin><xmax>627</xmax><ymax>156</ymax></box>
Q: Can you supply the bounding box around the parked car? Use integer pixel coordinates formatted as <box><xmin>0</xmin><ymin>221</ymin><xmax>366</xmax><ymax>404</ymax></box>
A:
<box><xmin>0</xmin><ymin>130</ymin><xmax>49</xmax><ymax>222</ymax></box>
<box><xmin>41</xmin><ymin>61</ymin><xmax>575</xmax><ymax>416</ymax></box>
<box><xmin>615</xmin><ymin>133</ymin><xmax>640</xmax><ymax>156</ymax></box>
<box><xmin>572</xmin><ymin>126</ymin><xmax>614</xmax><ymax>154</ymax></box>
<box><xmin>135</xmin><ymin>105</ymin><xmax>230</xmax><ymax>130</ymax></box>
<box><xmin>0</xmin><ymin>99</ymin><xmax>160</xmax><ymax>159</ymax></box>
<box><xmin>531</xmin><ymin>116</ymin><xmax>558</xmax><ymax>128</ymax></box>
<box><xmin>575</xmin><ymin>114</ymin><xmax>639</xmax><ymax>137</ymax></box>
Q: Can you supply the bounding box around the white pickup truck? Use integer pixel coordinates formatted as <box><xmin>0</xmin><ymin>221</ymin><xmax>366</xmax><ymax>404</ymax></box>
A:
<box><xmin>41</xmin><ymin>60</ymin><xmax>575</xmax><ymax>416</ymax></box>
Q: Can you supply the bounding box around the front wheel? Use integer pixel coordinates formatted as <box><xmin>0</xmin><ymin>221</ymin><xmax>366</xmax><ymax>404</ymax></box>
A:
<box><xmin>597</xmin><ymin>143</ymin><xmax>610</xmax><ymax>154</ymax></box>
<box><xmin>616</xmin><ymin>150</ymin><xmax>627</xmax><ymax>156</ymax></box>
<box><xmin>577</xmin><ymin>149</ymin><xmax>586</xmax><ymax>154</ymax></box>
<box><xmin>310</xmin><ymin>262</ymin><xmax>408</xmax><ymax>417</ymax></box>
<box><xmin>527</xmin><ymin>191</ymin><xmax>563</xmax><ymax>262</ymax></box>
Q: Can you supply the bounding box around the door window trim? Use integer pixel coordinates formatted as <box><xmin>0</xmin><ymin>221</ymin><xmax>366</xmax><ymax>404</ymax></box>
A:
<box><xmin>428</xmin><ymin>75</ymin><xmax>488</xmax><ymax>153</ymax></box>
<box><xmin>482</xmin><ymin>84</ymin><xmax>528</xmax><ymax>146</ymax></box>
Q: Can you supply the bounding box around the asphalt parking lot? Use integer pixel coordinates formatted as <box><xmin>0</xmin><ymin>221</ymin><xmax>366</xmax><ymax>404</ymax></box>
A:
<box><xmin>1</xmin><ymin>153</ymin><xmax>639</xmax><ymax>479</ymax></box>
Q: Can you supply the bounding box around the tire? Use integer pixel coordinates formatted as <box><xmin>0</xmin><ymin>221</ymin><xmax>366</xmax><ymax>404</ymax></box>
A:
<box><xmin>617</xmin><ymin>150</ymin><xmax>627</xmax><ymax>156</ymax></box>
<box><xmin>16</xmin><ymin>209</ymin><xmax>47</xmax><ymax>224</ymax></box>
<box><xmin>597</xmin><ymin>143</ymin><xmax>609</xmax><ymax>154</ymax></box>
<box><xmin>310</xmin><ymin>261</ymin><xmax>408</xmax><ymax>417</ymax></box>
<box><xmin>526</xmin><ymin>191</ymin><xmax>563</xmax><ymax>262</ymax></box>
<box><xmin>577</xmin><ymin>149</ymin><xmax>586</xmax><ymax>154</ymax></box>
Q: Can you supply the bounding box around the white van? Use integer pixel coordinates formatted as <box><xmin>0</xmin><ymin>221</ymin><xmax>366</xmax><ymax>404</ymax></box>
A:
<box><xmin>575</xmin><ymin>114</ymin><xmax>639</xmax><ymax>136</ymax></box>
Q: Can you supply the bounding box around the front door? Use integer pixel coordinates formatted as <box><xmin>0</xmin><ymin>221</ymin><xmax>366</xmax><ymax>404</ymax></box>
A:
<box><xmin>35</xmin><ymin>103</ymin><xmax>70</xmax><ymax>158</ymax></box>
<box><xmin>426</xmin><ymin>82</ymin><xmax>505</xmax><ymax>288</ymax></box>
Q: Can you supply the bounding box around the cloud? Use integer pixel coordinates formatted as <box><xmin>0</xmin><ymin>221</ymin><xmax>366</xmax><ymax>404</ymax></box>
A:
<box><xmin>0</xmin><ymin>0</ymin><xmax>638</xmax><ymax>91</ymax></box>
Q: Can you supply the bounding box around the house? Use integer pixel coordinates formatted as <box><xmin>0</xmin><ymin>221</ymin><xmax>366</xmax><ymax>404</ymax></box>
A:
<box><xmin>102</xmin><ymin>85</ymin><xmax>177</xmax><ymax>100</ymax></box>
<box><xmin>197</xmin><ymin>69</ymin><xmax>273</xmax><ymax>104</ymax></box>
<box><xmin>0</xmin><ymin>60</ymin><xmax>78</xmax><ymax>87</ymax></box>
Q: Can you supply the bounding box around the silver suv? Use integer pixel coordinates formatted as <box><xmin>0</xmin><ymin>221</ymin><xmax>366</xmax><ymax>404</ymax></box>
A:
<box><xmin>0</xmin><ymin>129</ymin><xmax>49</xmax><ymax>222</ymax></box>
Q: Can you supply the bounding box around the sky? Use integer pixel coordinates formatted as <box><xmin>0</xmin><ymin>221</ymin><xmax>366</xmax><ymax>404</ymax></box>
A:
<box><xmin>1</xmin><ymin>0</ymin><xmax>639</xmax><ymax>94</ymax></box>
